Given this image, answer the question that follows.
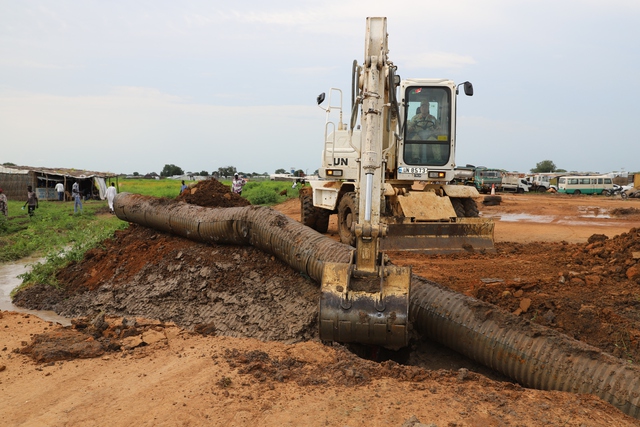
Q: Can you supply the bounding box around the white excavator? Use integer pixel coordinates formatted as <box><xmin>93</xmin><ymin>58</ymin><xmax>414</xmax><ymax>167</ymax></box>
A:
<box><xmin>302</xmin><ymin>17</ymin><xmax>495</xmax><ymax>350</ymax></box>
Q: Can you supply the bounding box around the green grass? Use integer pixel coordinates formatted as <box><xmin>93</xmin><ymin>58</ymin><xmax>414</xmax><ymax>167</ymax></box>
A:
<box><xmin>116</xmin><ymin>177</ymin><xmax>301</xmax><ymax>205</ymax></box>
<box><xmin>116</xmin><ymin>178</ymin><xmax>184</xmax><ymax>198</ymax></box>
<box><xmin>237</xmin><ymin>179</ymin><xmax>301</xmax><ymax>205</ymax></box>
<box><xmin>1</xmin><ymin>199</ymin><xmax>126</xmax><ymax>292</ymax></box>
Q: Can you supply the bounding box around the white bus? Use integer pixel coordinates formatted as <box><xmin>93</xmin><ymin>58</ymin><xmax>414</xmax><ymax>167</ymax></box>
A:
<box><xmin>557</xmin><ymin>175</ymin><xmax>613</xmax><ymax>195</ymax></box>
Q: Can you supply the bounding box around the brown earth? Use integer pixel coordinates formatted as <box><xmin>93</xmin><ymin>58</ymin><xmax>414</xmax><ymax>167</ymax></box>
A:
<box><xmin>3</xmin><ymin>181</ymin><xmax>640</xmax><ymax>426</ymax></box>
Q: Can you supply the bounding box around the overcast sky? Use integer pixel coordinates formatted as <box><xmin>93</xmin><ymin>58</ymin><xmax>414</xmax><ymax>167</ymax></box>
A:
<box><xmin>1</xmin><ymin>0</ymin><xmax>638</xmax><ymax>176</ymax></box>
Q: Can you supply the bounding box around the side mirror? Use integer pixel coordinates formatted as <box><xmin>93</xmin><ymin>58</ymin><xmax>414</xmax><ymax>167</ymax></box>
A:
<box><xmin>463</xmin><ymin>81</ymin><xmax>474</xmax><ymax>96</ymax></box>
<box><xmin>316</xmin><ymin>92</ymin><xmax>326</xmax><ymax>105</ymax></box>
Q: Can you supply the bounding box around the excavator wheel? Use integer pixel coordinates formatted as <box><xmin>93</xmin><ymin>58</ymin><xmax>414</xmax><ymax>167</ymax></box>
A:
<box><xmin>337</xmin><ymin>192</ymin><xmax>358</xmax><ymax>246</ymax></box>
<box><xmin>300</xmin><ymin>191</ymin><xmax>317</xmax><ymax>229</ymax></box>
<box><xmin>315</xmin><ymin>209</ymin><xmax>330</xmax><ymax>233</ymax></box>
<box><xmin>463</xmin><ymin>198</ymin><xmax>480</xmax><ymax>217</ymax></box>
<box><xmin>450</xmin><ymin>198</ymin><xmax>466</xmax><ymax>217</ymax></box>
<box><xmin>300</xmin><ymin>190</ymin><xmax>330</xmax><ymax>233</ymax></box>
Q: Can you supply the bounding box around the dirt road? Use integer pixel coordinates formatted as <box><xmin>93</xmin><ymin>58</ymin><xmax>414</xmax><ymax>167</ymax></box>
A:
<box><xmin>3</xmin><ymin>186</ymin><xmax>640</xmax><ymax>426</ymax></box>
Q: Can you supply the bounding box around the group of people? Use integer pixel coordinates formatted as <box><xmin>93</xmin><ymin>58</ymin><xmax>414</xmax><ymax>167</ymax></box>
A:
<box><xmin>53</xmin><ymin>180</ymin><xmax>84</xmax><ymax>213</ymax></box>
<box><xmin>0</xmin><ymin>181</ymin><xmax>119</xmax><ymax>219</ymax></box>
<box><xmin>0</xmin><ymin>186</ymin><xmax>39</xmax><ymax>218</ymax></box>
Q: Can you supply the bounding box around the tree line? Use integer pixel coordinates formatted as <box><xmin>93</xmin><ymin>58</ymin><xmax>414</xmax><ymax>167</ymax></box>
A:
<box><xmin>128</xmin><ymin>165</ymin><xmax>312</xmax><ymax>178</ymax></box>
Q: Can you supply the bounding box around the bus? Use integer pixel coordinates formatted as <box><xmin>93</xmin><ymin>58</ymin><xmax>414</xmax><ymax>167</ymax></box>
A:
<box><xmin>557</xmin><ymin>175</ymin><xmax>614</xmax><ymax>195</ymax></box>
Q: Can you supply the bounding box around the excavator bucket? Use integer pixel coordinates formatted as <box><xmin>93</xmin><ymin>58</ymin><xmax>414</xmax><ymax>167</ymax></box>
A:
<box><xmin>385</xmin><ymin>192</ymin><xmax>496</xmax><ymax>254</ymax></box>
<box><xmin>319</xmin><ymin>258</ymin><xmax>411</xmax><ymax>350</ymax></box>
<box><xmin>381</xmin><ymin>217</ymin><xmax>495</xmax><ymax>254</ymax></box>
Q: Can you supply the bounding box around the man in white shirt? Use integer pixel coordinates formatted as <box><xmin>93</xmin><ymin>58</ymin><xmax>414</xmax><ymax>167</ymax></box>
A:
<box><xmin>105</xmin><ymin>183</ymin><xmax>117</xmax><ymax>214</ymax></box>
<box><xmin>55</xmin><ymin>182</ymin><xmax>65</xmax><ymax>201</ymax></box>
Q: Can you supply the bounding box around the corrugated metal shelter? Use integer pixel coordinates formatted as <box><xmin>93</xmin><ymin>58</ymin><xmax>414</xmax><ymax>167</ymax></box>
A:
<box><xmin>0</xmin><ymin>165</ymin><xmax>117</xmax><ymax>201</ymax></box>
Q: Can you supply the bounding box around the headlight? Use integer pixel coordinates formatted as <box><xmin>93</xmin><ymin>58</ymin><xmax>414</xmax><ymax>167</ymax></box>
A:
<box><xmin>428</xmin><ymin>171</ymin><xmax>446</xmax><ymax>179</ymax></box>
<box><xmin>326</xmin><ymin>169</ymin><xmax>343</xmax><ymax>177</ymax></box>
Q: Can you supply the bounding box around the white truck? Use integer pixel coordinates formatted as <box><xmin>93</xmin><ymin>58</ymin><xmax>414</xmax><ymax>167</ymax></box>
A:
<box><xmin>527</xmin><ymin>173</ymin><xmax>558</xmax><ymax>192</ymax></box>
<box><xmin>501</xmin><ymin>174</ymin><xmax>530</xmax><ymax>193</ymax></box>
<box><xmin>269</xmin><ymin>172</ymin><xmax>295</xmax><ymax>181</ymax></box>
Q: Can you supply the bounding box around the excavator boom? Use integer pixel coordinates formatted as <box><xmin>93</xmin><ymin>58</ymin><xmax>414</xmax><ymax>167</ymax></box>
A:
<box><xmin>318</xmin><ymin>17</ymin><xmax>411</xmax><ymax>350</ymax></box>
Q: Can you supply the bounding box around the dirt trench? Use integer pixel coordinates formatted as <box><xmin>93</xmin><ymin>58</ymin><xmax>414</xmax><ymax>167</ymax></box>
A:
<box><xmin>8</xmin><ymin>178</ymin><xmax>640</xmax><ymax>425</ymax></box>
<box><xmin>12</xmin><ymin>179</ymin><xmax>640</xmax><ymax>365</ymax></box>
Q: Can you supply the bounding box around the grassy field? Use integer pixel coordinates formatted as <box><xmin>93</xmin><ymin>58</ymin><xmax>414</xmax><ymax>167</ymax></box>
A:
<box><xmin>1</xmin><ymin>178</ymin><xmax>301</xmax><ymax>291</ymax></box>
<box><xmin>115</xmin><ymin>177</ymin><xmax>300</xmax><ymax>205</ymax></box>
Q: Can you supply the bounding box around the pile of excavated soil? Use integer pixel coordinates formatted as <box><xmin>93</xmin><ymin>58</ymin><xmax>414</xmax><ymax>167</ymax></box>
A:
<box><xmin>392</xmin><ymin>227</ymin><xmax>640</xmax><ymax>361</ymax></box>
<box><xmin>14</xmin><ymin>178</ymin><xmax>318</xmax><ymax>344</ymax></box>
<box><xmin>175</xmin><ymin>178</ymin><xmax>250</xmax><ymax>207</ymax></box>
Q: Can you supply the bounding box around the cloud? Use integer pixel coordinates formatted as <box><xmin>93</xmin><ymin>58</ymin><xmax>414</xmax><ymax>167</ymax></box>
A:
<box><xmin>0</xmin><ymin>87</ymin><xmax>321</xmax><ymax>174</ymax></box>
<box><xmin>397</xmin><ymin>51</ymin><xmax>477</xmax><ymax>70</ymax></box>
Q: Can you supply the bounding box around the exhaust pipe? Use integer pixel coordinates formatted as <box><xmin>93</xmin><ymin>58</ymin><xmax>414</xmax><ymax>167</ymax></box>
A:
<box><xmin>114</xmin><ymin>193</ymin><xmax>640</xmax><ymax>419</ymax></box>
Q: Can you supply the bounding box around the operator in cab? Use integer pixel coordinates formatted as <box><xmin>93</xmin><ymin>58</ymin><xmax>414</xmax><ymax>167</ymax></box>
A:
<box><xmin>407</xmin><ymin>100</ymin><xmax>439</xmax><ymax>140</ymax></box>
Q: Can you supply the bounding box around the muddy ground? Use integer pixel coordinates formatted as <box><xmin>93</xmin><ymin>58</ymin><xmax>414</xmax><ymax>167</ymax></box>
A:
<box><xmin>3</xmin><ymin>179</ymin><xmax>640</xmax><ymax>426</ymax></box>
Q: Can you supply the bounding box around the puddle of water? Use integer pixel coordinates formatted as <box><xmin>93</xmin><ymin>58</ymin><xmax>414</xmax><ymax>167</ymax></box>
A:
<box><xmin>0</xmin><ymin>258</ymin><xmax>71</xmax><ymax>326</ymax></box>
<box><xmin>484</xmin><ymin>213</ymin><xmax>555</xmax><ymax>223</ymax></box>
<box><xmin>577</xmin><ymin>206</ymin><xmax>611</xmax><ymax>218</ymax></box>
<box><xmin>555</xmin><ymin>219</ymin><xmax>616</xmax><ymax>227</ymax></box>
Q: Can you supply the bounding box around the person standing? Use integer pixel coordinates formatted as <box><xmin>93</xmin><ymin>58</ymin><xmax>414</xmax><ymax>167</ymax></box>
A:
<box><xmin>23</xmin><ymin>185</ymin><xmax>38</xmax><ymax>217</ymax></box>
<box><xmin>55</xmin><ymin>182</ymin><xmax>65</xmax><ymax>201</ymax></box>
<box><xmin>180</xmin><ymin>180</ymin><xmax>188</xmax><ymax>195</ymax></box>
<box><xmin>105</xmin><ymin>182</ymin><xmax>117</xmax><ymax>214</ymax></box>
<box><xmin>232</xmin><ymin>173</ymin><xmax>246</xmax><ymax>196</ymax></box>
<box><xmin>72</xmin><ymin>181</ymin><xmax>83</xmax><ymax>213</ymax></box>
<box><xmin>0</xmin><ymin>188</ymin><xmax>7</xmax><ymax>217</ymax></box>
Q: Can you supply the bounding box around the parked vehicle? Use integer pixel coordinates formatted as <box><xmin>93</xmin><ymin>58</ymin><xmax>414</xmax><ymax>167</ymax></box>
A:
<box><xmin>557</xmin><ymin>175</ymin><xmax>614</xmax><ymax>195</ymax></box>
<box><xmin>605</xmin><ymin>184</ymin><xmax>635</xmax><ymax>198</ymax></box>
<box><xmin>501</xmin><ymin>174</ymin><xmax>530</xmax><ymax>193</ymax></box>
<box><xmin>453</xmin><ymin>167</ymin><xmax>529</xmax><ymax>193</ymax></box>
<box><xmin>526</xmin><ymin>173</ymin><xmax>564</xmax><ymax>192</ymax></box>
<box><xmin>473</xmin><ymin>167</ymin><xmax>503</xmax><ymax>193</ymax></box>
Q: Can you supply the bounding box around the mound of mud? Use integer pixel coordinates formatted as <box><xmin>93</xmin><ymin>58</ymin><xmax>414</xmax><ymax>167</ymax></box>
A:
<box><xmin>14</xmin><ymin>224</ymin><xmax>320</xmax><ymax>343</ymax></box>
<box><xmin>611</xmin><ymin>207</ymin><xmax>640</xmax><ymax>216</ymax></box>
<box><xmin>14</xmin><ymin>178</ymin><xmax>320</xmax><ymax>344</ymax></box>
<box><xmin>18</xmin><ymin>313</ymin><xmax>172</xmax><ymax>363</ymax></box>
<box><xmin>176</xmin><ymin>178</ymin><xmax>250</xmax><ymax>208</ymax></box>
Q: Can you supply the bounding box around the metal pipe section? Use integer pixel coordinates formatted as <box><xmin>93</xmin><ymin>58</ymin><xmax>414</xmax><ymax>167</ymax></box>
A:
<box><xmin>410</xmin><ymin>276</ymin><xmax>640</xmax><ymax>419</ymax></box>
<box><xmin>114</xmin><ymin>192</ymin><xmax>640</xmax><ymax>419</ymax></box>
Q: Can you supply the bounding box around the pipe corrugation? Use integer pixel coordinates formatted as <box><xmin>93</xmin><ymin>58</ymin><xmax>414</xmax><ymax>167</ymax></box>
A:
<box><xmin>410</xmin><ymin>276</ymin><xmax>640</xmax><ymax>418</ymax></box>
<box><xmin>114</xmin><ymin>194</ymin><xmax>350</xmax><ymax>283</ymax></box>
<box><xmin>114</xmin><ymin>192</ymin><xmax>640</xmax><ymax>419</ymax></box>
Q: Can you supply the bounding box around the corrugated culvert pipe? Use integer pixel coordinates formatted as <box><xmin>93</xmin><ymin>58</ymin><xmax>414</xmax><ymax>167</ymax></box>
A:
<box><xmin>114</xmin><ymin>193</ymin><xmax>640</xmax><ymax>419</ymax></box>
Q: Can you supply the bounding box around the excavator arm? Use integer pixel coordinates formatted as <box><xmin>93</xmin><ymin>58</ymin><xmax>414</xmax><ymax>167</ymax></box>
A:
<box><xmin>319</xmin><ymin>17</ymin><xmax>411</xmax><ymax>350</ymax></box>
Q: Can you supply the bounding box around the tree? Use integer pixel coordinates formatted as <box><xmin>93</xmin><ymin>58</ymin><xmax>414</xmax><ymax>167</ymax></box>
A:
<box><xmin>160</xmin><ymin>164</ymin><xmax>184</xmax><ymax>177</ymax></box>
<box><xmin>132</xmin><ymin>172</ymin><xmax>139</xmax><ymax>176</ymax></box>
<box><xmin>218</xmin><ymin>166</ymin><xmax>237</xmax><ymax>177</ymax></box>
<box><xmin>530</xmin><ymin>160</ymin><xmax>557</xmax><ymax>173</ymax></box>
<box><xmin>199</xmin><ymin>170</ymin><xmax>209</xmax><ymax>177</ymax></box>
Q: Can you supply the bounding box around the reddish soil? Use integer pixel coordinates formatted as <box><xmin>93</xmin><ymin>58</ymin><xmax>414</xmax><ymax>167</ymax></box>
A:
<box><xmin>3</xmin><ymin>181</ymin><xmax>640</xmax><ymax>426</ymax></box>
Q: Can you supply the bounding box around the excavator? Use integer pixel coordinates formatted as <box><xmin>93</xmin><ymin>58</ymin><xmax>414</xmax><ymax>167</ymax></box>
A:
<box><xmin>305</xmin><ymin>17</ymin><xmax>495</xmax><ymax>350</ymax></box>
